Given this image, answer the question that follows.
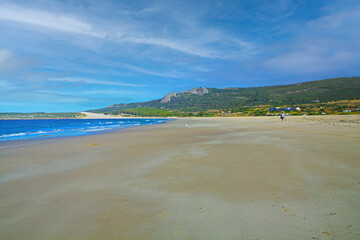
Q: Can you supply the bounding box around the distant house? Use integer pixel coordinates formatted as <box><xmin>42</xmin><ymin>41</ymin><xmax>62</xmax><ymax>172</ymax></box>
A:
<box><xmin>343</xmin><ymin>109</ymin><xmax>360</xmax><ymax>112</ymax></box>
<box><xmin>269</xmin><ymin>107</ymin><xmax>300</xmax><ymax>112</ymax></box>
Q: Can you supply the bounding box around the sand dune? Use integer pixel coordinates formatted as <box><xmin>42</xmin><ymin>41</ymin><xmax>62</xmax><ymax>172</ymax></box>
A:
<box><xmin>80</xmin><ymin>112</ymin><xmax>124</xmax><ymax>118</ymax></box>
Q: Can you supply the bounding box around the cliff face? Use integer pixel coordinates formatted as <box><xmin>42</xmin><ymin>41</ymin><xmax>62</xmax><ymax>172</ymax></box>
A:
<box><xmin>160</xmin><ymin>87</ymin><xmax>209</xmax><ymax>103</ymax></box>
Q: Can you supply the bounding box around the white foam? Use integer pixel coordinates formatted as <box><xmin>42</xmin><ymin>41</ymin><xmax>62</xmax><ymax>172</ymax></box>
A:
<box><xmin>34</xmin><ymin>131</ymin><xmax>46</xmax><ymax>134</ymax></box>
<box><xmin>0</xmin><ymin>119</ymin><xmax>169</xmax><ymax>141</ymax></box>
<box><xmin>0</xmin><ymin>132</ymin><xmax>27</xmax><ymax>137</ymax></box>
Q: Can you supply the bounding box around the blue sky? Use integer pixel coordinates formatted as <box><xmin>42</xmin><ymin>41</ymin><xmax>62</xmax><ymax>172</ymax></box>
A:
<box><xmin>0</xmin><ymin>0</ymin><xmax>359</xmax><ymax>112</ymax></box>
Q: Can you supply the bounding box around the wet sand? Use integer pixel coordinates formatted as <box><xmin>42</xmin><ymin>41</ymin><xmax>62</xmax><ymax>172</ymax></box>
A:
<box><xmin>0</xmin><ymin>116</ymin><xmax>359</xmax><ymax>239</ymax></box>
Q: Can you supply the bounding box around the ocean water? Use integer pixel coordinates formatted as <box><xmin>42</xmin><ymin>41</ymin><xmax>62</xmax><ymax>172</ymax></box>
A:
<box><xmin>0</xmin><ymin>118</ymin><xmax>169</xmax><ymax>142</ymax></box>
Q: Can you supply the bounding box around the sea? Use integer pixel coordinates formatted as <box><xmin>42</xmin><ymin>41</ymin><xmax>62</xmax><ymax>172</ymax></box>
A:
<box><xmin>0</xmin><ymin>118</ymin><xmax>169</xmax><ymax>142</ymax></box>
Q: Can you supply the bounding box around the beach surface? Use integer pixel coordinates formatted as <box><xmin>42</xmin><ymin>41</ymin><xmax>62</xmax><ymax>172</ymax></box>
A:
<box><xmin>0</xmin><ymin>116</ymin><xmax>359</xmax><ymax>239</ymax></box>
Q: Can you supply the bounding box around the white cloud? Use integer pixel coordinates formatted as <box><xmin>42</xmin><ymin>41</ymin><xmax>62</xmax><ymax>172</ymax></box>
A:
<box><xmin>0</xmin><ymin>3</ymin><xmax>253</xmax><ymax>59</ymax></box>
<box><xmin>120</xmin><ymin>63</ymin><xmax>185</xmax><ymax>79</ymax></box>
<box><xmin>0</xmin><ymin>4</ymin><xmax>104</xmax><ymax>37</ymax></box>
<box><xmin>256</xmin><ymin>0</ymin><xmax>296</xmax><ymax>22</ymax></box>
<box><xmin>307</xmin><ymin>8</ymin><xmax>360</xmax><ymax>32</ymax></box>
<box><xmin>267</xmin><ymin>50</ymin><xmax>355</xmax><ymax>73</ymax></box>
<box><xmin>120</xmin><ymin>36</ymin><xmax>216</xmax><ymax>58</ymax></box>
<box><xmin>265</xmin><ymin>7</ymin><xmax>360</xmax><ymax>74</ymax></box>
<box><xmin>0</xmin><ymin>80</ymin><xmax>17</xmax><ymax>90</ymax></box>
<box><xmin>0</xmin><ymin>48</ymin><xmax>36</xmax><ymax>73</ymax></box>
<box><xmin>0</xmin><ymin>49</ymin><xmax>12</xmax><ymax>62</ymax></box>
<box><xmin>49</xmin><ymin>77</ymin><xmax>146</xmax><ymax>87</ymax></box>
<box><xmin>80</xmin><ymin>90</ymin><xmax>139</xmax><ymax>95</ymax></box>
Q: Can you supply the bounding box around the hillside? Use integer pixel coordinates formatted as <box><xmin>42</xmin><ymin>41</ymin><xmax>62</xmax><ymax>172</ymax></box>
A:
<box><xmin>90</xmin><ymin>77</ymin><xmax>360</xmax><ymax>115</ymax></box>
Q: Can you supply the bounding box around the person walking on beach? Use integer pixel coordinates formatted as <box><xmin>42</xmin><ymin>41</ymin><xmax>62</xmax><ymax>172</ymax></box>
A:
<box><xmin>280</xmin><ymin>112</ymin><xmax>285</xmax><ymax>122</ymax></box>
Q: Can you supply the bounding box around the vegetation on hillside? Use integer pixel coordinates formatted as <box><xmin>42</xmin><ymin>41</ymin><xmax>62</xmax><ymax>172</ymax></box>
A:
<box><xmin>97</xmin><ymin>100</ymin><xmax>360</xmax><ymax>117</ymax></box>
<box><xmin>91</xmin><ymin>77</ymin><xmax>360</xmax><ymax>116</ymax></box>
<box><xmin>105</xmin><ymin>108</ymin><xmax>178</xmax><ymax>117</ymax></box>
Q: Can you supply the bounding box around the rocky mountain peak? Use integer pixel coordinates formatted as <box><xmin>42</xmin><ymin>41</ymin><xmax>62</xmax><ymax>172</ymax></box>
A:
<box><xmin>160</xmin><ymin>87</ymin><xmax>209</xmax><ymax>103</ymax></box>
<box><xmin>181</xmin><ymin>87</ymin><xmax>209</xmax><ymax>96</ymax></box>
<box><xmin>160</xmin><ymin>92</ymin><xmax>177</xmax><ymax>103</ymax></box>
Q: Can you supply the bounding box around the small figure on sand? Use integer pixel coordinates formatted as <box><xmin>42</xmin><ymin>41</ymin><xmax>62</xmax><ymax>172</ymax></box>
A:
<box><xmin>280</xmin><ymin>112</ymin><xmax>285</xmax><ymax>122</ymax></box>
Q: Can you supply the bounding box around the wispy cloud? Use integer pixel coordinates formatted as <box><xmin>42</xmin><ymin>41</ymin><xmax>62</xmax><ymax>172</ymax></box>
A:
<box><xmin>0</xmin><ymin>88</ymin><xmax>134</xmax><ymax>106</ymax></box>
<box><xmin>0</xmin><ymin>80</ymin><xmax>17</xmax><ymax>90</ymax></box>
<box><xmin>80</xmin><ymin>90</ymin><xmax>141</xmax><ymax>95</ymax></box>
<box><xmin>0</xmin><ymin>89</ymin><xmax>91</xmax><ymax>103</ymax></box>
<box><xmin>0</xmin><ymin>4</ymin><xmax>104</xmax><ymax>37</ymax></box>
<box><xmin>120</xmin><ymin>63</ymin><xmax>185</xmax><ymax>79</ymax></box>
<box><xmin>119</xmin><ymin>36</ymin><xmax>217</xmax><ymax>58</ymax></box>
<box><xmin>0</xmin><ymin>3</ymin><xmax>253</xmax><ymax>59</ymax></box>
<box><xmin>256</xmin><ymin>0</ymin><xmax>296</xmax><ymax>22</ymax></box>
<box><xmin>265</xmin><ymin>7</ymin><xmax>360</xmax><ymax>74</ymax></box>
<box><xmin>49</xmin><ymin>77</ymin><xmax>147</xmax><ymax>87</ymax></box>
<box><xmin>0</xmin><ymin>49</ymin><xmax>36</xmax><ymax>73</ymax></box>
<box><xmin>266</xmin><ymin>50</ymin><xmax>355</xmax><ymax>73</ymax></box>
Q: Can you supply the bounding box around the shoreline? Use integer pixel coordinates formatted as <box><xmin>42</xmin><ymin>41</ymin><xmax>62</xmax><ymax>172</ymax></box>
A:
<box><xmin>1</xmin><ymin>113</ymin><xmax>359</xmax><ymax>120</ymax></box>
<box><xmin>0</xmin><ymin>117</ymin><xmax>359</xmax><ymax>239</ymax></box>
<box><xmin>0</xmin><ymin>118</ymin><xmax>173</xmax><ymax>143</ymax></box>
<box><xmin>1</xmin><ymin>115</ymin><xmax>358</xmax><ymax>144</ymax></box>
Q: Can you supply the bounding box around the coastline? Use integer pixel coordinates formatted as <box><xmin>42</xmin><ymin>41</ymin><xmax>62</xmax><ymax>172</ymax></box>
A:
<box><xmin>0</xmin><ymin>116</ymin><xmax>359</xmax><ymax>239</ymax></box>
<box><xmin>1</xmin><ymin>110</ymin><xmax>359</xmax><ymax>121</ymax></box>
<box><xmin>0</xmin><ymin>118</ymin><xmax>172</xmax><ymax>142</ymax></box>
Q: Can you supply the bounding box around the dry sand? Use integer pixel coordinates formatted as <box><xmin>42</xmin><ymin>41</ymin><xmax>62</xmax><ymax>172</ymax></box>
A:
<box><xmin>0</xmin><ymin>116</ymin><xmax>359</xmax><ymax>240</ymax></box>
<box><xmin>80</xmin><ymin>112</ymin><xmax>124</xmax><ymax>119</ymax></box>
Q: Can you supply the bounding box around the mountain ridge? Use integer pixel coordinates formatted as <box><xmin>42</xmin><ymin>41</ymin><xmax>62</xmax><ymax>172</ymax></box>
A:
<box><xmin>90</xmin><ymin>77</ymin><xmax>360</xmax><ymax>114</ymax></box>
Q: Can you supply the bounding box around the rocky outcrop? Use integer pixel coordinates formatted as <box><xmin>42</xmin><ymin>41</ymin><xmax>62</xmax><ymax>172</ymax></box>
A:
<box><xmin>160</xmin><ymin>87</ymin><xmax>209</xmax><ymax>103</ymax></box>
<box><xmin>160</xmin><ymin>92</ymin><xmax>177</xmax><ymax>103</ymax></box>
<box><xmin>181</xmin><ymin>87</ymin><xmax>209</xmax><ymax>96</ymax></box>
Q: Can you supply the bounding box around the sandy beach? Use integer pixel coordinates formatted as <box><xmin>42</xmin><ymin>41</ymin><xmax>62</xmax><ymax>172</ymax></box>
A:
<box><xmin>0</xmin><ymin>116</ymin><xmax>359</xmax><ymax>239</ymax></box>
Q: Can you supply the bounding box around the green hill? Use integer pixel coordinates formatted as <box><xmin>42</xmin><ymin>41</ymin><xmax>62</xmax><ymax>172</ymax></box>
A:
<box><xmin>90</xmin><ymin>77</ymin><xmax>360</xmax><ymax>115</ymax></box>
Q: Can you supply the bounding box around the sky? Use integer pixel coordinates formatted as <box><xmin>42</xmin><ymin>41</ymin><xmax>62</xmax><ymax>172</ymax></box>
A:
<box><xmin>0</xmin><ymin>0</ymin><xmax>359</xmax><ymax>112</ymax></box>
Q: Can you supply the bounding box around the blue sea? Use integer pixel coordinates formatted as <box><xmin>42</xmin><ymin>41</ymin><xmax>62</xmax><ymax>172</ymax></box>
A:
<box><xmin>0</xmin><ymin>119</ymin><xmax>169</xmax><ymax>142</ymax></box>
